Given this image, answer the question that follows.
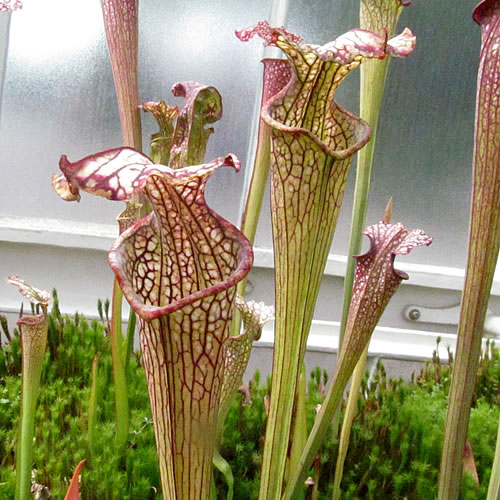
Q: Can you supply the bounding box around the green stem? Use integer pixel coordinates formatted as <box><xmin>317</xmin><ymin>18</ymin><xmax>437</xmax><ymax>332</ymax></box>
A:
<box><xmin>338</xmin><ymin>55</ymin><xmax>390</xmax><ymax>350</ymax></box>
<box><xmin>283</xmin><ymin>366</ymin><xmax>351</xmax><ymax>500</ymax></box>
<box><xmin>487</xmin><ymin>411</ymin><xmax>500</xmax><ymax>500</ymax></box>
<box><xmin>110</xmin><ymin>278</ymin><xmax>129</xmax><ymax>453</ymax></box>
<box><xmin>331</xmin><ymin>344</ymin><xmax>369</xmax><ymax>500</ymax></box>
<box><xmin>213</xmin><ymin>447</ymin><xmax>234</xmax><ymax>500</ymax></box>
<box><xmin>231</xmin><ymin>106</ymin><xmax>272</xmax><ymax>337</ymax></box>
<box><xmin>210</xmin><ymin>476</ymin><xmax>218</xmax><ymax>500</ymax></box>
<box><xmin>287</xmin><ymin>363</ymin><xmax>308</xmax><ymax>495</ymax></box>
<box><xmin>311</xmin><ymin>455</ymin><xmax>320</xmax><ymax>500</ymax></box>
<box><xmin>15</xmin><ymin>313</ymin><xmax>48</xmax><ymax>500</ymax></box>
<box><xmin>124</xmin><ymin>309</ymin><xmax>136</xmax><ymax>373</ymax></box>
<box><xmin>88</xmin><ymin>354</ymin><xmax>99</xmax><ymax>465</ymax></box>
<box><xmin>239</xmin><ymin>121</ymin><xmax>271</xmax><ymax>248</ymax></box>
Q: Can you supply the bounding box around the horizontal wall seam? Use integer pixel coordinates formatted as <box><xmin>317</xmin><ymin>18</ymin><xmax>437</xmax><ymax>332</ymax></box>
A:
<box><xmin>0</xmin><ymin>215</ymin><xmax>499</xmax><ymax>295</ymax></box>
<box><xmin>0</xmin><ymin>305</ymin><xmax>474</xmax><ymax>361</ymax></box>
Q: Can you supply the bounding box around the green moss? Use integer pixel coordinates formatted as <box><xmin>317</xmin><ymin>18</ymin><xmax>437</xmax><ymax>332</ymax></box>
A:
<box><xmin>0</xmin><ymin>297</ymin><xmax>498</xmax><ymax>499</ymax></box>
<box><xmin>0</xmin><ymin>293</ymin><xmax>160</xmax><ymax>499</ymax></box>
<box><xmin>217</xmin><ymin>342</ymin><xmax>499</xmax><ymax>499</ymax></box>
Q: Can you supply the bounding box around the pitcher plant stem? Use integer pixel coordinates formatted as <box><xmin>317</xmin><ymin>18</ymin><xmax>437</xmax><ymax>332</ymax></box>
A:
<box><xmin>438</xmin><ymin>2</ymin><xmax>500</xmax><ymax>498</ymax></box>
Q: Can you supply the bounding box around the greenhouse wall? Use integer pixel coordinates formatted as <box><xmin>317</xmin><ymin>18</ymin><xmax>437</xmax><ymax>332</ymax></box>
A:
<box><xmin>0</xmin><ymin>0</ymin><xmax>499</xmax><ymax>373</ymax></box>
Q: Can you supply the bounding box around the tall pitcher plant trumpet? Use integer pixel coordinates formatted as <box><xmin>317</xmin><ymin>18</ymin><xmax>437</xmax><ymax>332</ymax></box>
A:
<box><xmin>237</xmin><ymin>21</ymin><xmax>415</xmax><ymax>499</ymax></box>
<box><xmin>53</xmin><ymin>83</ymin><xmax>253</xmax><ymax>500</ymax></box>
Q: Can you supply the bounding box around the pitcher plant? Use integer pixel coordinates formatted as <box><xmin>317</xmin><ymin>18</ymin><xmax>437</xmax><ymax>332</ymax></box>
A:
<box><xmin>237</xmin><ymin>21</ymin><xmax>415</xmax><ymax>498</ymax></box>
<box><xmin>53</xmin><ymin>82</ymin><xmax>254</xmax><ymax>499</ymax></box>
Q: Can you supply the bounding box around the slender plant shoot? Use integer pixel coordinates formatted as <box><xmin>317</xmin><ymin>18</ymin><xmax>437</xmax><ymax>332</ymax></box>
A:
<box><xmin>439</xmin><ymin>1</ymin><xmax>500</xmax><ymax>498</ymax></box>
<box><xmin>8</xmin><ymin>277</ymin><xmax>50</xmax><ymax>500</ymax></box>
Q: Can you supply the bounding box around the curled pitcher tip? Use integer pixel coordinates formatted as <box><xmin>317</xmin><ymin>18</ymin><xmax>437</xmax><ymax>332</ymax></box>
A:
<box><xmin>8</xmin><ymin>276</ymin><xmax>50</xmax><ymax>309</ymax></box>
<box><xmin>473</xmin><ymin>0</ymin><xmax>500</xmax><ymax>25</ymax></box>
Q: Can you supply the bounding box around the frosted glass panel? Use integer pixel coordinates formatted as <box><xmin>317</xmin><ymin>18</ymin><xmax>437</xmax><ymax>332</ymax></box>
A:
<box><xmin>0</xmin><ymin>1</ymin><xmax>116</xmax><ymax>223</ymax></box>
<box><xmin>253</xmin><ymin>0</ymin><xmax>480</xmax><ymax>269</ymax></box>
<box><xmin>0</xmin><ymin>0</ymin><xmax>484</xmax><ymax>271</ymax></box>
<box><xmin>0</xmin><ymin>0</ymin><xmax>268</xmax><ymax>225</ymax></box>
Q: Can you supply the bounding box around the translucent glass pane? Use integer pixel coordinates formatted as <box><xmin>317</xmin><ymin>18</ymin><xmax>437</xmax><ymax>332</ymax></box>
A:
<box><xmin>0</xmin><ymin>0</ymin><xmax>484</xmax><ymax>271</ymax></box>
<box><xmin>0</xmin><ymin>0</ymin><xmax>269</xmax><ymax>225</ymax></box>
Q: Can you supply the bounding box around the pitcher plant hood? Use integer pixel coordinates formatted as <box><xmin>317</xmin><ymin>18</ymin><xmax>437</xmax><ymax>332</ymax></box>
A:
<box><xmin>341</xmin><ymin>218</ymin><xmax>433</xmax><ymax>370</ymax></box>
<box><xmin>54</xmin><ymin>148</ymin><xmax>253</xmax><ymax>320</ymax></box>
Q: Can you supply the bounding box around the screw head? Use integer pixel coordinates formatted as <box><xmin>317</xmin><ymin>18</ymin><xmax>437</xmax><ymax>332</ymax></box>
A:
<box><xmin>409</xmin><ymin>308</ymin><xmax>421</xmax><ymax>321</ymax></box>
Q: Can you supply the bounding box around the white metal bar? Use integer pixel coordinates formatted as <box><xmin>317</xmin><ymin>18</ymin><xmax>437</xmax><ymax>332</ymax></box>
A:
<box><xmin>1</xmin><ymin>215</ymin><xmax>499</xmax><ymax>295</ymax></box>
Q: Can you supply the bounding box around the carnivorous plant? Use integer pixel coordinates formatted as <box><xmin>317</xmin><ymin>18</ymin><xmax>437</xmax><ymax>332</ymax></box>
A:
<box><xmin>53</xmin><ymin>83</ymin><xmax>254</xmax><ymax>499</ymax></box>
<box><xmin>439</xmin><ymin>1</ymin><xmax>500</xmax><ymax>498</ymax></box>
<box><xmin>237</xmin><ymin>21</ymin><xmax>415</xmax><ymax>498</ymax></box>
<box><xmin>284</xmin><ymin>210</ymin><xmax>432</xmax><ymax>498</ymax></box>
<box><xmin>8</xmin><ymin>276</ymin><xmax>50</xmax><ymax>500</ymax></box>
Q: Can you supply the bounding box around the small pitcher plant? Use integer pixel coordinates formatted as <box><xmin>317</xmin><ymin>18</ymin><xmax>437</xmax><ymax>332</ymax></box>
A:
<box><xmin>8</xmin><ymin>277</ymin><xmax>50</xmax><ymax>500</ymax></box>
<box><xmin>284</xmin><ymin>209</ymin><xmax>432</xmax><ymax>497</ymax></box>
